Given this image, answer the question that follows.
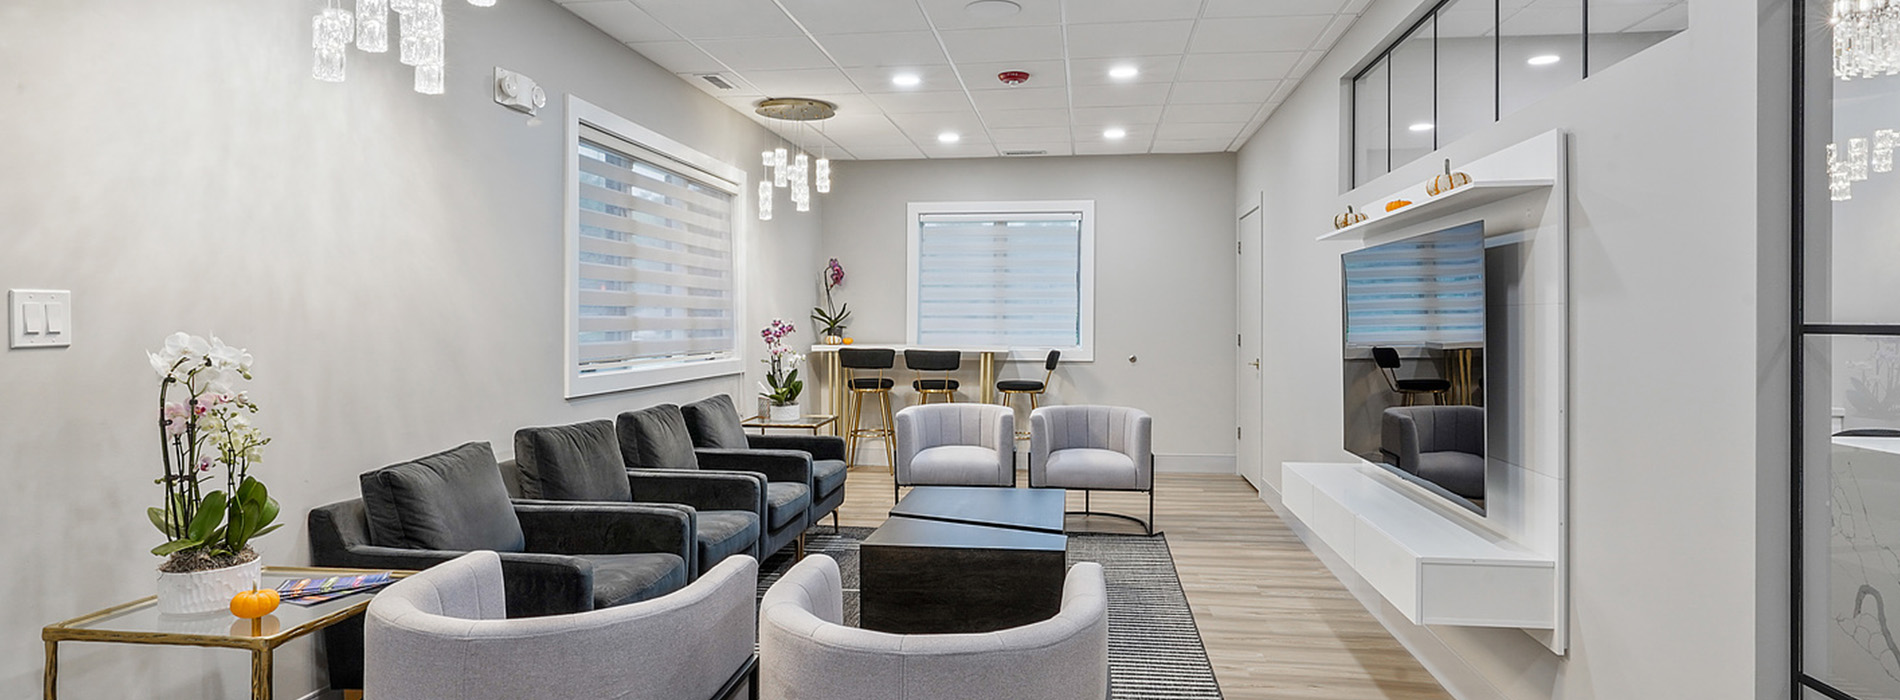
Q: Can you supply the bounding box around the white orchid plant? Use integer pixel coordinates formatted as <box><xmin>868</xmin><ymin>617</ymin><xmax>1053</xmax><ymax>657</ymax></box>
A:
<box><xmin>147</xmin><ymin>333</ymin><xmax>281</xmax><ymax>572</ymax></box>
<box><xmin>757</xmin><ymin>319</ymin><xmax>805</xmax><ymax>406</ymax></box>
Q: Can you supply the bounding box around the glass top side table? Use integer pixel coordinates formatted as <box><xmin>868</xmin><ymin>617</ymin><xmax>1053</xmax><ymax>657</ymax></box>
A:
<box><xmin>42</xmin><ymin>565</ymin><xmax>409</xmax><ymax>700</ymax></box>
<box><xmin>740</xmin><ymin>413</ymin><xmax>838</xmax><ymax>434</ymax></box>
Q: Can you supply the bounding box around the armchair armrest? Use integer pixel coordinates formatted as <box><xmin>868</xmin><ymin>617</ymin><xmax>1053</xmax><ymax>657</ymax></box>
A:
<box><xmin>628</xmin><ymin>469</ymin><xmax>765</xmax><ymax>514</ymax></box>
<box><xmin>747</xmin><ymin>434</ymin><xmax>846</xmax><ymax>462</ymax></box>
<box><xmin>696</xmin><ymin>448</ymin><xmax>814</xmax><ymax>486</ymax></box>
<box><xmin>1381</xmin><ymin>410</ymin><xmax>1421</xmax><ymax>474</ymax></box>
<box><xmin>512</xmin><ymin>500</ymin><xmax>695</xmax><ymax>562</ymax></box>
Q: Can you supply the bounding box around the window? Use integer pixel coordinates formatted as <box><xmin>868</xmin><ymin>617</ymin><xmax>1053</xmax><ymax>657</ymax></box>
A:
<box><xmin>907</xmin><ymin>201</ymin><xmax>1095</xmax><ymax>361</ymax></box>
<box><xmin>565</xmin><ymin>97</ymin><xmax>747</xmax><ymax>397</ymax></box>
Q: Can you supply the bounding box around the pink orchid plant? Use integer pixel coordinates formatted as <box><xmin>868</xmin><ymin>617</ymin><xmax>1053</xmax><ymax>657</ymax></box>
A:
<box><xmin>758</xmin><ymin>319</ymin><xmax>805</xmax><ymax>406</ymax></box>
<box><xmin>147</xmin><ymin>332</ymin><xmax>281</xmax><ymax>572</ymax></box>
<box><xmin>810</xmin><ymin>258</ymin><xmax>851</xmax><ymax>338</ymax></box>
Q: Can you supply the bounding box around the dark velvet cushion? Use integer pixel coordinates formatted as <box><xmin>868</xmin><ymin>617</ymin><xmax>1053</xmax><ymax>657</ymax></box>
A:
<box><xmin>764</xmin><ymin>482</ymin><xmax>812</xmax><ymax>530</ymax></box>
<box><xmin>616</xmin><ymin>404</ymin><xmax>701</xmax><ymax>471</ymax></box>
<box><xmin>359</xmin><ymin>442</ymin><xmax>525</xmax><ymax>553</ymax></box>
<box><xmin>812</xmin><ymin>459</ymin><xmax>847</xmax><ymax>498</ymax></box>
<box><xmin>850</xmin><ymin>377</ymin><xmax>896</xmax><ymax>390</ymax></box>
<box><xmin>513</xmin><ymin>420</ymin><xmax>633</xmax><ymax>502</ymax></box>
<box><xmin>694</xmin><ymin>510</ymin><xmax>760</xmax><ymax>572</ymax></box>
<box><xmin>681</xmin><ymin>394</ymin><xmax>752</xmax><ymax>450</ymax></box>
<box><xmin>581</xmin><ymin>552</ymin><xmax>689</xmax><ymax>608</ymax></box>
<box><xmin>913</xmin><ymin>379</ymin><xmax>960</xmax><ymax>392</ymax></box>
<box><xmin>996</xmin><ymin>379</ymin><xmax>1046</xmax><ymax>392</ymax></box>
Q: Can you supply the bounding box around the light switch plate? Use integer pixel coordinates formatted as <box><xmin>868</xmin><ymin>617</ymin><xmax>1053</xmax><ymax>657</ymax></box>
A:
<box><xmin>10</xmin><ymin>289</ymin><xmax>71</xmax><ymax>348</ymax></box>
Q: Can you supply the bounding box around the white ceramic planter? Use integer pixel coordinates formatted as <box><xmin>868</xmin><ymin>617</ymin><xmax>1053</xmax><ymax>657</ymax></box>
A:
<box><xmin>155</xmin><ymin>557</ymin><xmax>261</xmax><ymax>615</ymax></box>
<box><xmin>768</xmin><ymin>403</ymin><xmax>802</xmax><ymax>422</ymax></box>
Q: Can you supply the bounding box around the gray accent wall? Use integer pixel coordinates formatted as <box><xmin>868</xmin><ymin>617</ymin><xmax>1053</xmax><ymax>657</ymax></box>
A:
<box><xmin>0</xmin><ymin>1</ymin><xmax>820</xmax><ymax>697</ymax></box>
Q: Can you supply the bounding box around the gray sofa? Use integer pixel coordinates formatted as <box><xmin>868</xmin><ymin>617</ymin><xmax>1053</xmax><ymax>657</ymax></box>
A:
<box><xmin>1380</xmin><ymin>405</ymin><xmax>1485</xmax><ymax>499</ymax></box>
<box><xmin>681</xmin><ymin>394</ymin><xmax>847</xmax><ymax>531</ymax></box>
<box><xmin>366</xmin><ymin>550</ymin><xmax>758</xmax><ymax>700</ymax></box>
<box><xmin>759</xmin><ymin>554</ymin><xmax>1109</xmax><ymax>699</ymax></box>
<box><xmin>620</xmin><ymin>403</ymin><xmax>813</xmax><ymax>559</ymax></box>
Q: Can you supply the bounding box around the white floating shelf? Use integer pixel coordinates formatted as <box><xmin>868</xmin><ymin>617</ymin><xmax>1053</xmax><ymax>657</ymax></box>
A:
<box><xmin>1318</xmin><ymin>179</ymin><xmax>1555</xmax><ymax>242</ymax></box>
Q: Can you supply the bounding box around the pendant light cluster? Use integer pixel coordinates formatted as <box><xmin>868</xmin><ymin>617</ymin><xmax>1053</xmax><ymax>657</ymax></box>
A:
<box><xmin>754</xmin><ymin>98</ymin><xmax>838</xmax><ymax>221</ymax></box>
<box><xmin>313</xmin><ymin>0</ymin><xmax>493</xmax><ymax>94</ymax></box>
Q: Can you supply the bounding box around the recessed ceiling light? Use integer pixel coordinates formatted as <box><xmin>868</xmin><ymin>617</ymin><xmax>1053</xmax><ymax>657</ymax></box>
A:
<box><xmin>965</xmin><ymin>0</ymin><xmax>1021</xmax><ymax>19</ymax></box>
<box><xmin>1103</xmin><ymin>127</ymin><xmax>1127</xmax><ymax>139</ymax></box>
<box><xmin>1527</xmin><ymin>54</ymin><xmax>1561</xmax><ymax>66</ymax></box>
<box><xmin>892</xmin><ymin>73</ymin><xmax>921</xmax><ymax>87</ymax></box>
<box><xmin>1108</xmin><ymin>65</ymin><xmax>1139</xmax><ymax>80</ymax></box>
<box><xmin>938</xmin><ymin>132</ymin><xmax>961</xmax><ymax>143</ymax></box>
<box><xmin>1408</xmin><ymin>122</ymin><xmax>1434</xmax><ymax>132</ymax></box>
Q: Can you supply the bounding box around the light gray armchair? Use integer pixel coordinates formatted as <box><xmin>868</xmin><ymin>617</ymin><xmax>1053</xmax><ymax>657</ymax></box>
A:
<box><xmin>894</xmin><ymin>403</ymin><xmax>1015</xmax><ymax>499</ymax></box>
<box><xmin>759</xmin><ymin>554</ymin><xmax>1109</xmax><ymax>700</ymax></box>
<box><xmin>1029</xmin><ymin>405</ymin><xmax>1154</xmax><ymax>535</ymax></box>
<box><xmin>1380</xmin><ymin>405</ymin><xmax>1485</xmax><ymax>500</ymax></box>
<box><xmin>365</xmin><ymin>550</ymin><xmax>760</xmax><ymax>700</ymax></box>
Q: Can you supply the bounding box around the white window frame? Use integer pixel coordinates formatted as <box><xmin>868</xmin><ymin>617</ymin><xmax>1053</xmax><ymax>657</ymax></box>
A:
<box><xmin>905</xmin><ymin>200</ymin><xmax>1095</xmax><ymax>362</ymax></box>
<box><xmin>564</xmin><ymin>96</ymin><xmax>748</xmax><ymax>398</ymax></box>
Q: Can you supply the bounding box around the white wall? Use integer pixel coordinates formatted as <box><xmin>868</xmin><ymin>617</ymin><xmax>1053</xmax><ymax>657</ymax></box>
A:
<box><xmin>822</xmin><ymin>154</ymin><xmax>1238</xmax><ymax>468</ymax></box>
<box><xmin>1238</xmin><ymin>0</ymin><xmax>1789</xmax><ymax>698</ymax></box>
<box><xmin>0</xmin><ymin>1</ymin><xmax>822</xmax><ymax>697</ymax></box>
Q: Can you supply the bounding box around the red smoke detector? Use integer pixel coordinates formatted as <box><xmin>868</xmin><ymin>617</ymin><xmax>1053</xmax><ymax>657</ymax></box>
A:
<box><xmin>997</xmin><ymin>70</ymin><xmax>1030</xmax><ymax>86</ymax></box>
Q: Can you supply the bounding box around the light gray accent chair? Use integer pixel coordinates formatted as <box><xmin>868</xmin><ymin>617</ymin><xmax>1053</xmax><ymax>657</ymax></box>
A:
<box><xmin>759</xmin><ymin>554</ymin><xmax>1109</xmax><ymax>700</ymax></box>
<box><xmin>1381</xmin><ymin>405</ymin><xmax>1485</xmax><ymax>500</ymax></box>
<box><xmin>1029</xmin><ymin>405</ymin><xmax>1155</xmax><ymax>535</ymax></box>
<box><xmin>366</xmin><ymin>550</ymin><xmax>760</xmax><ymax>700</ymax></box>
<box><xmin>893</xmin><ymin>403</ymin><xmax>1015</xmax><ymax>500</ymax></box>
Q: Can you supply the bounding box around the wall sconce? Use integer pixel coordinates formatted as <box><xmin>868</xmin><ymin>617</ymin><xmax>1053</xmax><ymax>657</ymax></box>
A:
<box><xmin>494</xmin><ymin>67</ymin><xmax>546</xmax><ymax>117</ymax></box>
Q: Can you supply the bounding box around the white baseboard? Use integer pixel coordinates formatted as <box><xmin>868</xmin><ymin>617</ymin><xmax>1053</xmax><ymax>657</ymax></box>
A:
<box><xmin>1155</xmin><ymin>453</ymin><xmax>1235</xmax><ymax>474</ymax></box>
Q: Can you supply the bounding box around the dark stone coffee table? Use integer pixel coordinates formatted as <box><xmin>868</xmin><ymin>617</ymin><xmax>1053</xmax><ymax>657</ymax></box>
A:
<box><xmin>859</xmin><ymin>486</ymin><xmax>1068</xmax><ymax>634</ymax></box>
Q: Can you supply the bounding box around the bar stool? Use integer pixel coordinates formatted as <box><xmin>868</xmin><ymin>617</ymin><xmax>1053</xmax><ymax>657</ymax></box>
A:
<box><xmin>998</xmin><ymin>349</ymin><xmax>1060</xmax><ymax>439</ymax></box>
<box><xmin>840</xmin><ymin>348</ymin><xmax>898</xmax><ymax>471</ymax></box>
<box><xmin>904</xmin><ymin>349</ymin><xmax>962</xmax><ymax>404</ymax></box>
<box><xmin>1372</xmin><ymin>346</ymin><xmax>1450</xmax><ymax>406</ymax></box>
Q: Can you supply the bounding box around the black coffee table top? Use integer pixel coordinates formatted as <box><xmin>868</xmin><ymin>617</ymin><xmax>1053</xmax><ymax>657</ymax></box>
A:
<box><xmin>888</xmin><ymin>486</ymin><xmax>1065</xmax><ymax>534</ymax></box>
<box><xmin>861</xmin><ymin>516</ymin><xmax>1067</xmax><ymax>552</ymax></box>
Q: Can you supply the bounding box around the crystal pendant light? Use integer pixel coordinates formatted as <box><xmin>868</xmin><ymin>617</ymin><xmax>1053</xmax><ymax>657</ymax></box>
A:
<box><xmin>1830</xmin><ymin>143</ymin><xmax>1854</xmax><ymax>201</ymax></box>
<box><xmin>1833</xmin><ymin>0</ymin><xmax>1900</xmax><ymax>79</ymax></box>
<box><xmin>1876</xmin><ymin>129</ymin><xmax>1897</xmax><ymax>173</ymax></box>
<box><xmin>815</xmin><ymin>157</ymin><xmax>831</xmax><ymax>194</ymax></box>
<box><xmin>792</xmin><ymin>152</ymin><xmax>810</xmax><ymax>212</ymax></box>
<box><xmin>773</xmin><ymin>148</ymin><xmax>789</xmax><ymax>188</ymax></box>
<box><xmin>356</xmin><ymin>0</ymin><xmax>389</xmax><ymax>52</ymax></box>
<box><xmin>752</xmin><ymin>98</ymin><xmax>837</xmax><ymax>219</ymax></box>
<box><xmin>1850</xmin><ymin>137</ymin><xmax>1871</xmax><ymax>181</ymax></box>
<box><xmin>313</xmin><ymin>6</ymin><xmax>355</xmax><ymax>83</ymax></box>
<box><xmin>758</xmin><ymin>180</ymin><xmax>773</xmax><ymax>221</ymax></box>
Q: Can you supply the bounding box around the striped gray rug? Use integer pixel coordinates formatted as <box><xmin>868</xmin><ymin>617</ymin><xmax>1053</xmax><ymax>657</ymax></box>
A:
<box><xmin>759</xmin><ymin>527</ymin><xmax>1224</xmax><ymax>700</ymax></box>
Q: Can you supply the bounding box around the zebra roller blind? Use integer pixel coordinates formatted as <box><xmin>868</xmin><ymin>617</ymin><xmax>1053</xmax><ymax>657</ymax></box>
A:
<box><xmin>914</xmin><ymin>211</ymin><xmax>1084</xmax><ymax>349</ymax></box>
<box><xmin>1341</xmin><ymin>221</ymin><xmax>1485</xmax><ymax>346</ymax></box>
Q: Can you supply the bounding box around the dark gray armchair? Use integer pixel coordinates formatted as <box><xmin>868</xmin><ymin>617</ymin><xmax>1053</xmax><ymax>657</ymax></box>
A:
<box><xmin>682</xmin><ymin>394</ymin><xmax>847</xmax><ymax>531</ymax></box>
<box><xmin>1380</xmin><ymin>406</ymin><xmax>1485</xmax><ymax>499</ymax></box>
<box><xmin>511</xmin><ymin>419</ymin><xmax>762</xmax><ymax>577</ymax></box>
<box><xmin>619</xmin><ymin>404</ymin><xmax>814</xmax><ymax>560</ymax></box>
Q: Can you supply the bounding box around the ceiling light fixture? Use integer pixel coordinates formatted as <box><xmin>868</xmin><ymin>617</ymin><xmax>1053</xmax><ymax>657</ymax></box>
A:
<box><xmin>938</xmin><ymin>132</ymin><xmax>961</xmax><ymax>143</ymax></box>
<box><xmin>753</xmin><ymin>97</ymin><xmax>839</xmax><ymax>221</ymax></box>
<box><xmin>997</xmin><ymin>70</ymin><xmax>1030</xmax><ymax>86</ymax></box>
<box><xmin>313</xmin><ymin>0</ymin><xmax>493</xmax><ymax>95</ymax></box>
<box><xmin>1108</xmin><ymin>65</ymin><xmax>1139</xmax><ymax>80</ymax></box>
<box><xmin>892</xmin><ymin>73</ymin><xmax>921</xmax><ymax>87</ymax></box>
<box><xmin>964</xmin><ymin>0</ymin><xmax>1022</xmax><ymax>19</ymax></box>
<box><xmin>1409</xmin><ymin>122</ymin><xmax>1434</xmax><ymax>132</ymax></box>
<box><xmin>1527</xmin><ymin>54</ymin><xmax>1561</xmax><ymax>66</ymax></box>
<box><xmin>1103</xmin><ymin>128</ymin><xmax>1127</xmax><ymax>139</ymax></box>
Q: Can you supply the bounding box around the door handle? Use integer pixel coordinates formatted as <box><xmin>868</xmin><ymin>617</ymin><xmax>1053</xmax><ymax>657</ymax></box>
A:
<box><xmin>1249</xmin><ymin>359</ymin><xmax>1261</xmax><ymax>369</ymax></box>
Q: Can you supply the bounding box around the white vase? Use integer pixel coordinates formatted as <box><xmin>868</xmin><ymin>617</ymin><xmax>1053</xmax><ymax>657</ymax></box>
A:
<box><xmin>769</xmin><ymin>403</ymin><xmax>802</xmax><ymax>422</ymax></box>
<box><xmin>156</xmin><ymin>557</ymin><xmax>262</xmax><ymax>616</ymax></box>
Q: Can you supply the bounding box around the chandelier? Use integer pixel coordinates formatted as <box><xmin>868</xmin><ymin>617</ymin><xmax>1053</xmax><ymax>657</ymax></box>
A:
<box><xmin>754</xmin><ymin>98</ymin><xmax>838</xmax><ymax>221</ymax></box>
<box><xmin>313</xmin><ymin>0</ymin><xmax>493</xmax><ymax>94</ymax></box>
<box><xmin>1833</xmin><ymin>0</ymin><xmax>1900</xmax><ymax>79</ymax></box>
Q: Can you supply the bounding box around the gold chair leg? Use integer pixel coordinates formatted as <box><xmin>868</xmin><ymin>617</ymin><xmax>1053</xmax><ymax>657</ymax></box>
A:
<box><xmin>881</xmin><ymin>390</ymin><xmax>897</xmax><ymax>474</ymax></box>
<box><xmin>846</xmin><ymin>390</ymin><xmax>862</xmax><ymax>466</ymax></box>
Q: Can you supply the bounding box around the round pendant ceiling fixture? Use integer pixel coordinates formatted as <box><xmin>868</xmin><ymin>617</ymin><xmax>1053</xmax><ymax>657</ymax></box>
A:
<box><xmin>965</xmin><ymin>0</ymin><xmax>1022</xmax><ymax>19</ymax></box>
<box><xmin>754</xmin><ymin>97</ymin><xmax>838</xmax><ymax>121</ymax></box>
<box><xmin>753</xmin><ymin>98</ymin><xmax>839</xmax><ymax>221</ymax></box>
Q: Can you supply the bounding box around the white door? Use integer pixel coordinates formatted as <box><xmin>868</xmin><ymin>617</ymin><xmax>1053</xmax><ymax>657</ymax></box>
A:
<box><xmin>1237</xmin><ymin>204</ymin><xmax>1265</xmax><ymax>490</ymax></box>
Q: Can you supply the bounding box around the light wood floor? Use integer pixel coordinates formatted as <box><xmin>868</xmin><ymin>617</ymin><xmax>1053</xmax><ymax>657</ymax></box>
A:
<box><xmin>833</xmin><ymin>465</ymin><xmax>1452</xmax><ymax>700</ymax></box>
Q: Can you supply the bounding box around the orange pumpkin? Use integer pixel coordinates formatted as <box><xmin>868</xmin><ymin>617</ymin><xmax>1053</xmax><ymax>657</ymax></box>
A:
<box><xmin>842</xmin><ymin>338</ymin><xmax>854</xmax><ymax>345</ymax></box>
<box><xmin>1385</xmin><ymin>199</ymin><xmax>1413</xmax><ymax>212</ymax></box>
<box><xmin>230</xmin><ymin>588</ymin><xmax>281</xmax><ymax>619</ymax></box>
<box><xmin>1426</xmin><ymin>158</ymin><xmax>1471</xmax><ymax>196</ymax></box>
<box><xmin>1333</xmin><ymin>205</ymin><xmax>1367</xmax><ymax>230</ymax></box>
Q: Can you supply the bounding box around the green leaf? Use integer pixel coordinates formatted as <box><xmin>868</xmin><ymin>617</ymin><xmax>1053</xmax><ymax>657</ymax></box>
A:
<box><xmin>250</xmin><ymin>523</ymin><xmax>284</xmax><ymax>539</ymax></box>
<box><xmin>151</xmin><ymin>538</ymin><xmax>201</xmax><ymax>556</ymax></box>
<box><xmin>257</xmin><ymin>497</ymin><xmax>280</xmax><ymax>532</ymax></box>
<box><xmin>147</xmin><ymin>507</ymin><xmax>173</xmax><ymax>536</ymax></box>
<box><xmin>186</xmin><ymin>491</ymin><xmax>226</xmax><ymax>542</ymax></box>
<box><xmin>785</xmin><ymin>368</ymin><xmax>799</xmax><ymax>384</ymax></box>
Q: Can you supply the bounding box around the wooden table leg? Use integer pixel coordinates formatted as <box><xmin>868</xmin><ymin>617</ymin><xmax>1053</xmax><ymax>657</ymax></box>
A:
<box><xmin>43</xmin><ymin>641</ymin><xmax>56</xmax><ymax>700</ymax></box>
<box><xmin>251</xmin><ymin>647</ymin><xmax>273</xmax><ymax>700</ymax></box>
<box><xmin>979</xmin><ymin>351</ymin><xmax>995</xmax><ymax>404</ymax></box>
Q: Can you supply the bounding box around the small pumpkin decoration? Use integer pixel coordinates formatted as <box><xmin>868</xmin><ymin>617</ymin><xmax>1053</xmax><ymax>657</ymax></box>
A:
<box><xmin>1426</xmin><ymin>158</ymin><xmax>1472</xmax><ymax>196</ymax></box>
<box><xmin>1385</xmin><ymin>199</ymin><xmax>1413</xmax><ymax>212</ymax></box>
<box><xmin>1333</xmin><ymin>205</ymin><xmax>1367</xmax><ymax>230</ymax></box>
<box><xmin>231</xmin><ymin>587</ymin><xmax>281</xmax><ymax>620</ymax></box>
<box><xmin>842</xmin><ymin>337</ymin><xmax>855</xmax><ymax>345</ymax></box>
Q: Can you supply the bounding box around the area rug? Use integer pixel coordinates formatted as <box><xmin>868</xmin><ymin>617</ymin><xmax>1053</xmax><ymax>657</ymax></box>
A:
<box><xmin>758</xmin><ymin>527</ymin><xmax>1224</xmax><ymax>700</ymax></box>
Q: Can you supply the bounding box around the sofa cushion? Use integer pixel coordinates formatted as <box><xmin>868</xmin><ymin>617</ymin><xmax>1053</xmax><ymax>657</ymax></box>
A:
<box><xmin>764</xmin><ymin>482</ymin><xmax>811</xmax><ymax>530</ymax></box>
<box><xmin>811</xmin><ymin>459</ymin><xmax>847</xmax><ymax>499</ymax></box>
<box><xmin>695</xmin><ymin>510</ymin><xmax>760</xmax><ymax>572</ymax></box>
<box><xmin>359</xmin><ymin>442</ymin><xmax>525</xmax><ymax>553</ymax></box>
<box><xmin>1044</xmin><ymin>448</ymin><xmax>1139</xmax><ymax>490</ymax></box>
<box><xmin>681</xmin><ymin>395</ymin><xmax>752</xmax><ymax>450</ymax></box>
<box><xmin>616</xmin><ymin>405</ymin><xmax>700</xmax><ymax>471</ymax></box>
<box><xmin>910</xmin><ymin>445</ymin><xmax>1005</xmax><ymax>486</ymax></box>
<box><xmin>513</xmin><ymin>420</ymin><xmax>633</xmax><ymax>502</ymax></box>
<box><xmin>1416</xmin><ymin>451</ymin><xmax>1486</xmax><ymax>499</ymax></box>
<box><xmin>580</xmin><ymin>552</ymin><xmax>689</xmax><ymax>608</ymax></box>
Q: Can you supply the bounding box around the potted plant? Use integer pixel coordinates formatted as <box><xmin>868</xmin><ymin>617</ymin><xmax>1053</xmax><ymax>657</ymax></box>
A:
<box><xmin>810</xmin><ymin>258</ymin><xmax>850</xmax><ymax>344</ymax></box>
<box><xmin>146</xmin><ymin>333</ymin><xmax>282</xmax><ymax>615</ymax></box>
<box><xmin>758</xmin><ymin>319</ymin><xmax>805</xmax><ymax>421</ymax></box>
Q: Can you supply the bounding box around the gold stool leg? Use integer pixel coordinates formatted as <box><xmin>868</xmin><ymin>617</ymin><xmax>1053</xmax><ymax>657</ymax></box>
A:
<box><xmin>846</xmin><ymin>389</ymin><xmax>863</xmax><ymax>466</ymax></box>
<box><xmin>881</xmin><ymin>389</ymin><xmax>897</xmax><ymax>474</ymax></box>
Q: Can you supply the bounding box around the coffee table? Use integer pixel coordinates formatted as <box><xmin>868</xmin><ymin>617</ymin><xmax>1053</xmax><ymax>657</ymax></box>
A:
<box><xmin>859</xmin><ymin>486</ymin><xmax>1067</xmax><ymax>634</ymax></box>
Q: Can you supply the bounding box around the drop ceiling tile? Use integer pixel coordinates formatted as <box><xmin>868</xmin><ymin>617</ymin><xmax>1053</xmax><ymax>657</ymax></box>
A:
<box><xmin>563</xmin><ymin>1</ymin><xmax>679</xmax><ymax>44</ymax></box>
<box><xmin>695</xmin><ymin>36</ymin><xmax>834</xmax><ymax>71</ymax></box>
<box><xmin>918</xmin><ymin>0</ymin><xmax>1064</xmax><ymax>30</ymax></box>
<box><xmin>843</xmin><ymin>144</ymin><xmax>927</xmax><ymax>160</ymax></box>
<box><xmin>1150</xmin><ymin>138</ymin><xmax>1234</xmax><ymax>153</ymax></box>
<box><xmin>1065</xmin><ymin>21</ymin><xmax>1195</xmax><ymax>59</ymax></box>
<box><xmin>1438</xmin><ymin>4</ymin><xmax>1495</xmax><ymax>37</ymax></box>
<box><xmin>957</xmin><ymin>59</ymin><xmax>1069</xmax><ymax>89</ymax></box>
<box><xmin>1070</xmin><ymin>105</ymin><xmax>1164</xmax><ymax>126</ymax></box>
<box><xmin>1070</xmin><ymin>83</ymin><xmax>1173</xmax><ymax>108</ymax></box>
<box><xmin>632</xmin><ymin>0</ymin><xmax>803</xmax><ymax>39</ymax></box>
<box><xmin>683</xmin><ymin>72</ymin><xmax>764</xmax><ymax>97</ymax></box>
<box><xmin>1065</xmin><ymin>0</ymin><xmax>1206</xmax><ymax>24</ymax></box>
<box><xmin>827</xmin><ymin>123</ymin><xmax>922</xmax><ymax>147</ymax></box>
<box><xmin>629</xmin><ymin>41</ymin><xmax>729</xmax><ymax>74</ymax></box>
<box><xmin>937</xmin><ymin>26</ymin><xmax>1068</xmax><ymax>64</ymax></box>
<box><xmin>792</xmin><ymin>92</ymin><xmax>881</xmax><ymax>116</ymax></box>
<box><xmin>816</xmin><ymin>31</ymin><xmax>953</xmax><ymax>68</ymax></box>
<box><xmin>1156</xmin><ymin>122</ymin><xmax>1248</xmax><ymax>140</ymax></box>
<box><xmin>741</xmin><ymin>67</ymin><xmax>861</xmax><ymax>94</ymax></box>
<box><xmin>1074</xmin><ymin>141</ymin><xmax>1153</xmax><ymax>155</ymax></box>
<box><xmin>1203</xmin><ymin>0</ymin><xmax>1349</xmax><ymax>17</ymax></box>
<box><xmin>1286</xmin><ymin>51</ymin><xmax>1324</xmax><ymax>82</ymax></box>
<box><xmin>1189</xmin><ymin>15</ymin><xmax>1333</xmax><ymax>53</ymax></box>
<box><xmin>777</xmin><ymin>0</ymin><xmax>933</xmax><ymax>34</ymax></box>
<box><xmin>1068</xmin><ymin>56</ymin><xmax>1182</xmax><ymax>86</ymax></box>
<box><xmin>1168</xmin><ymin>80</ymin><xmax>1282</xmax><ymax>104</ymax></box>
<box><xmin>995</xmin><ymin>143</ymin><xmax>1075</xmax><ymax>156</ymax></box>
<box><xmin>967</xmin><ymin>87</ymin><xmax>1070</xmax><ymax>111</ymax></box>
<box><xmin>982</xmin><ymin>108</ymin><xmax>1073</xmax><ymax>127</ymax></box>
<box><xmin>1176</xmin><ymin>51</ymin><xmax>1302</xmax><ymax>82</ymax></box>
<box><xmin>1079</xmin><ymin>124</ymin><xmax>1156</xmax><ymax>142</ymax></box>
<box><xmin>1163</xmin><ymin>102</ymin><xmax>1263</xmax><ymax>123</ymax></box>
<box><xmin>988</xmin><ymin>125</ymin><xmax>1074</xmax><ymax>142</ymax></box>
<box><xmin>886</xmin><ymin>111</ymin><xmax>988</xmax><ymax>137</ymax></box>
<box><xmin>844</xmin><ymin>65</ymin><xmax>964</xmax><ymax>94</ymax></box>
<box><xmin>869</xmin><ymin>90</ymin><xmax>976</xmax><ymax>114</ymax></box>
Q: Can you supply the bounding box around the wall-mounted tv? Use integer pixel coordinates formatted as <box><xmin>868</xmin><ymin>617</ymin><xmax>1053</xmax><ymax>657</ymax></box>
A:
<box><xmin>1341</xmin><ymin>221</ymin><xmax>1487</xmax><ymax>513</ymax></box>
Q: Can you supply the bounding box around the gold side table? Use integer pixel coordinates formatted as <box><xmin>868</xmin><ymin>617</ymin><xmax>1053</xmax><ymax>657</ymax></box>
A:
<box><xmin>741</xmin><ymin>413</ymin><xmax>838</xmax><ymax>435</ymax></box>
<box><xmin>42</xmin><ymin>565</ymin><xmax>410</xmax><ymax>700</ymax></box>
